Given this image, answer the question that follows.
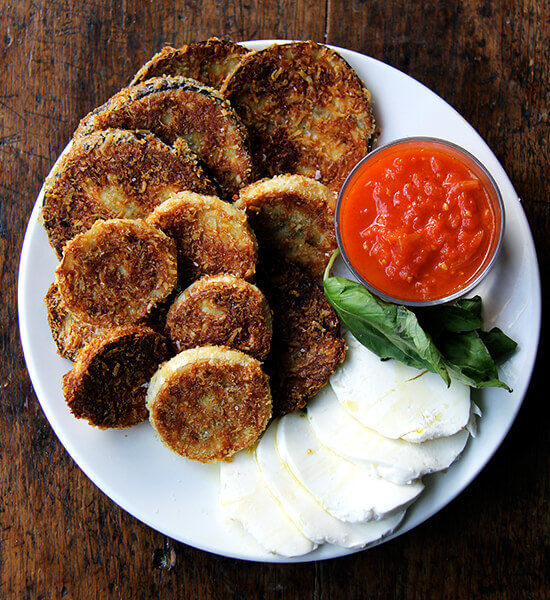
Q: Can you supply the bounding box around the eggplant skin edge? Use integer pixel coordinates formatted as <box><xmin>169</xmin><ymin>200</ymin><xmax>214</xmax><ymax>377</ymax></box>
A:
<box><xmin>129</xmin><ymin>38</ymin><xmax>249</xmax><ymax>90</ymax></box>
<box><xmin>75</xmin><ymin>75</ymin><xmax>255</xmax><ymax>199</ymax></box>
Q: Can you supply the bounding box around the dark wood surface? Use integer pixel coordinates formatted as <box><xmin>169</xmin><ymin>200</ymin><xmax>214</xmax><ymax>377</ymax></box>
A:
<box><xmin>1</xmin><ymin>1</ymin><xmax>548</xmax><ymax>598</ymax></box>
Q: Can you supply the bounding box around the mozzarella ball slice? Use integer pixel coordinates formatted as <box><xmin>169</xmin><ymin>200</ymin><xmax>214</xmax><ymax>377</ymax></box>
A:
<box><xmin>220</xmin><ymin>447</ymin><xmax>316</xmax><ymax>557</ymax></box>
<box><xmin>277</xmin><ymin>412</ymin><xmax>424</xmax><ymax>523</ymax></box>
<box><xmin>331</xmin><ymin>331</ymin><xmax>471</xmax><ymax>443</ymax></box>
<box><xmin>307</xmin><ymin>385</ymin><xmax>470</xmax><ymax>484</ymax></box>
<box><xmin>256</xmin><ymin>422</ymin><xmax>405</xmax><ymax>547</ymax></box>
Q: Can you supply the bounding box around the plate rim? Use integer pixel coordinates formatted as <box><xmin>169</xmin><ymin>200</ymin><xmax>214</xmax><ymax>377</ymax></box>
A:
<box><xmin>17</xmin><ymin>39</ymin><xmax>542</xmax><ymax>563</ymax></box>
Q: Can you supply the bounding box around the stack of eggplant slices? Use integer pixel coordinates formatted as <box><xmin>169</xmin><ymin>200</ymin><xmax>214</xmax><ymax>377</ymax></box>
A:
<box><xmin>42</xmin><ymin>39</ymin><xmax>479</xmax><ymax>557</ymax></box>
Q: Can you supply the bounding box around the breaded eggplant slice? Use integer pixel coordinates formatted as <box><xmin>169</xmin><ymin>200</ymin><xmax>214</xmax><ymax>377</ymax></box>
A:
<box><xmin>222</xmin><ymin>41</ymin><xmax>375</xmax><ymax>191</ymax></box>
<box><xmin>147</xmin><ymin>191</ymin><xmax>257</xmax><ymax>284</ymax></box>
<box><xmin>147</xmin><ymin>346</ymin><xmax>272</xmax><ymax>462</ymax></box>
<box><xmin>75</xmin><ymin>76</ymin><xmax>254</xmax><ymax>198</ymax></box>
<box><xmin>45</xmin><ymin>282</ymin><xmax>106</xmax><ymax>361</ymax></box>
<box><xmin>236</xmin><ymin>174</ymin><xmax>337</xmax><ymax>279</ymax></box>
<box><xmin>63</xmin><ymin>325</ymin><xmax>170</xmax><ymax>428</ymax></box>
<box><xmin>42</xmin><ymin>129</ymin><xmax>216</xmax><ymax>258</ymax></box>
<box><xmin>56</xmin><ymin>219</ymin><xmax>177</xmax><ymax>327</ymax></box>
<box><xmin>45</xmin><ymin>282</ymin><xmax>170</xmax><ymax>360</ymax></box>
<box><xmin>166</xmin><ymin>274</ymin><xmax>272</xmax><ymax>360</ymax></box>
<box><xmin>131</xmin><ymin>38</ymin><xmax>248</xmax><ymax>90</ymax></box>
<box><xmin>259</xmin><ymin>261</ymin><xmax>346</xmax><ymax>416</ymax></box>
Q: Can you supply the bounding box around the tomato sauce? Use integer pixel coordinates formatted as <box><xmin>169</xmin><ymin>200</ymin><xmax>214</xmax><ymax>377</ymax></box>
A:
<box><xmin>338</xmin><ymin>141</ymin><xmax>500</xmax><ymax>302</ymax></box>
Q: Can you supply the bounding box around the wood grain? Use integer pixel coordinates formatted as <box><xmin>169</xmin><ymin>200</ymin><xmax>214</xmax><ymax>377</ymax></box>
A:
<box><xmin>0</xmin><ymin>1</ymin><xmax>547</xmax><ymax>598</ymax></box>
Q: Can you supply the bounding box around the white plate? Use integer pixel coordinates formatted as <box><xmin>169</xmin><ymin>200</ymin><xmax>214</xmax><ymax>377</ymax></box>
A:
<box><xmin>18</xmin><ymin>40</ymin><xmax>541</xmax><ymax>562</ymax></box>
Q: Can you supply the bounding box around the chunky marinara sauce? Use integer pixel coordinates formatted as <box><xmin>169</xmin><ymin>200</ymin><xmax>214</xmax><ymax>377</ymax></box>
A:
<box><xmin>338</xmin><ymin>142</ymin><xmax>499</xmax><ymax>302</ymax></box>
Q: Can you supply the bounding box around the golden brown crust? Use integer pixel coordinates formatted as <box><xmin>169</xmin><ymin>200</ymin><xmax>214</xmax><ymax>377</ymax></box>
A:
<box><xmin>222</xmin><ymin>41</ymin><xmax>375</xmax><ymax>191</ymax></box>
<box><xmin>259</xmin><ymin>260</ymin><xmax>346</xmax><ymax>416</ymax></box>
<box><xmin>146</xmin><ymin>191</ymin><xmax>257</xmax><ymax>285</ymax></box>
<box><xmin>45</xmin><ymin>281</ymin><xmax>170</xmax><ymax>360</ymax></box>
<box><xmin>131</xmin><ymin>38</ymin><xmax>248</xmax><ymax>90</ymax></box>
<box><xmin>165</xmin><ymin>274</ymin><xmax>272</xmax><ymax>360</ymax></box>
<box><xmin>75</xmin><ymin>76</ymin><xmax>254</xmax><ymax>199</ymax></box>
<box><xmin>55</xmin><ymin>219</ymin><xmax>177</xmax><ymax>327</ymax></box>
<box><xmin>147</xmin><ymin>346</ymin><xmax>272</xmax><ymax>462</ymax></box>
<box><xmin>235</xmin><ymin>174</ymin><xmax>337</xmax><ymax>279</ymax></box>
<box><xmin>63</xmin><ymin>325</ymin><xmax>170</xmax><ymax>429</ymax></box>
<box><xmin>42</xmin><ymin>129</ymin><xmax>216</xmax><ymax>257</ymax></box>
<box><xmin>44</xmin><ymin>283</ymin><xmax>106</xmax><ymax>361</ymax></box>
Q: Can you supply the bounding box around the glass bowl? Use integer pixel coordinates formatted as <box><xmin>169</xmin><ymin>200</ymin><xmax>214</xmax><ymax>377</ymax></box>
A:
<box><xmin>335</xmin><ymin>137</ymin><xmax>505</xmax><ymax>307</ymax></box>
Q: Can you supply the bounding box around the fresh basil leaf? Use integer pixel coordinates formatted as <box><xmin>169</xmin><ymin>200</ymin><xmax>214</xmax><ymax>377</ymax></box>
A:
<box><xmin>337</xmin><ymin>311</ymin><xmax>422</xmax><ymax>366</ymax></box>
<box><xmin>324</xmin><ymin>275</ymin><xmax>451</xmax><ymax>385</ymax></box>
<box><xmin>439</xmin><ymin>330</ymin><xmax>511</xmax><ymax>391</ymax></box>
<box><xmin>420</xmin><ymin>295</ymin><xmax>483</xmax><ymax>336</ymax></box>
<box><xmin>455</xmin><ymin>296</ymin><xmax>483</xmax><ymax>319</ymax></box>
<box><xmin>479</xmin><ymin>327</ymin><xmax>518</xmax><ymax>363</ymax></box>
<box><xmin>322</xmin><ymin>251</ymin><xmax>515</xmax><ymax>391</ymax></box>
<box><xmin>324</xmin><ymin>277</ymin><xmax>425</xmax><ymax>370</ymax></box>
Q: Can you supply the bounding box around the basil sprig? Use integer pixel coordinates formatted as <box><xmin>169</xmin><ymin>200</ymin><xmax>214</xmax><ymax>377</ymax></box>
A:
<box><xmin>323</xmin><ymin>251</ymin><xmax>516</xmax><ymax>391</ymax></box>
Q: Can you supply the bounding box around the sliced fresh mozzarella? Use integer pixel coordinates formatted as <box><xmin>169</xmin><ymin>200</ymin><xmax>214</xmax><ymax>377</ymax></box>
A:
<box><xmin>277</xmin><ymin>412</ymin><xmax>424</xmax><ymax>523</ymax></box>
<box><xmin>331</xmin><ymin>331</ymin><xmax>471</xmax><ymax>442</ymax></box>
<box><xmin>307</xmin><ymin>385</ymin><xmax>470</xmax><ymax>484</ymax></box>
<box><xmin>220</xmin><ymin>447</ymin><xmax>316</xmax><ymax>557</ymax></box>
<box><xmin>256</xmin><ymin>421</ymin><xmax>405</xmax><ymax>547</ymax></box>
<box><xmin>467</xmin><ymin>402</ymin><xmax>482</xmax><ymax>437</ymax></box>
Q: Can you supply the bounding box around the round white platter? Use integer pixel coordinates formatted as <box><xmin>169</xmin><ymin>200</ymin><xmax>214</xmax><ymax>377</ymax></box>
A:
<box><xmin>18</xmin><ymin>40</ymin><xmax>541</xmax><ymax>562</ymax></box>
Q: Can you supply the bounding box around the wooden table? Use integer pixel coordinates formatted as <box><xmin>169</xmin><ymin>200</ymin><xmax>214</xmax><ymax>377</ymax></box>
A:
<box><xmin>1</xmin><ymin>1</ymin><xmax>547</xmax><ymax>598</ymax></box>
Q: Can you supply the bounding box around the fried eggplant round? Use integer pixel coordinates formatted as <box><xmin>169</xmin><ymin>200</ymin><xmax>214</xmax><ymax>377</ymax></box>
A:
<box><xmin>165</xmin><ymin>274</ymin><xmax>272</xmax><ymax>360</ymax></box>
<box><xmin>131</xmin><ymin>38</ymin><xmax>248</xmax><ymax>90</ymax></box>
<box><xmin>42</xmin><ymin>129</ymin><xmax>216</xmax><ymax>257</ymax></box>
<box><xmin>146</xmin><ymin>191</ymin><xmax>257</xmax><ymax>284</ymax></box>
<box><xmin>235</xmin><ymin>174</ymin><xmax>337</xmax><ymax>279</ymax></box>
<box><xmin>222</xmin><ymin>41</ymin><xmax>375</xmax><ymax>191</ymax></box>
<box><xmin>63</xmin><ymin>325</ymin><xmax>170</xmax><ymax>428</ymax></box>
<box><xmin>259</xmin><ymin>260</ymin><xmax>346</xmax><ymax>416</ymax></box>
<box><xmin>147</xmin><ymin>346</ymin><xmax>272</xmax><ymax>462</ymax></box>
<box><xmin>44</xmin><ymin>282</ymin><xmax>106</xmax><ymax>361</ymax></box>
<box><xmin>55</xmin><ymin>219</ymin><xmax>177</xmax><ymax>327</ymax></box>
<box><xmin>75</xmin><ymin>76</ymin><xmax>254</xmax><ymax>198</ymax></box>
<box><xmin>44</xmin><ymin>281</ymin><xmax>170</xmax><ymax>361</ymax></box>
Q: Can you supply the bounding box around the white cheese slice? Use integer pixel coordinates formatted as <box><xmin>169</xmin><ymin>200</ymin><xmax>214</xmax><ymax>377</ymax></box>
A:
<box><xmin>467</xmin><ymin>402</ymin><xmax>482</xmax><ymax>437</ymax></box>
<box><xmin>331</xmin><ymin>331</ymin><xmax>471</xmax><ymax>442</ymax></box>
<box><xmin>307</xmin><ymin>385</ymin><xmax>470</xmax><ymax>484</ymax></box>
<box><xmin>256</xmin><ymin>421</ymin><xmax>405</xmax><ymax>547</ymax></box>
<box><xmin>220</xmin><ymin>447</ymin><xmax>316</xmax><ymax>557</ymax></box>
<box><xmin>277</xmin><ymin>412</ymin><xmax>424</xmax><ymax>523</ymax></box>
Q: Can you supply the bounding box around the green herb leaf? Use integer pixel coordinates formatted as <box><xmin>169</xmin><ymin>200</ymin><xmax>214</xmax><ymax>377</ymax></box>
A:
<box><xmin>455</xmin><ymin>296</ymin><xmax>483</xmax><ymax>319</ymax></box>
<box><xmin>439</xmin><ymin>330</ymin><xmax>511</xmax><ymax>391</ymax></box>
<box><xmin>323</xmin><ymin>250</ymin><xmax>516</xmax><ymax>391</ymax></box>
<box><xmin>479</xmin><ymin>327</ymin><xmax>518</xmax><ymax>363</ymax></box>
<box><xmin>323</xmin><ymin>275</ymin><xmax>451</xmax><ymax>385</ymax></box>
<box><xmin>419</xmin><ymin>296</ymin><xmax>483</xmax><ymax>336</ymax></box>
